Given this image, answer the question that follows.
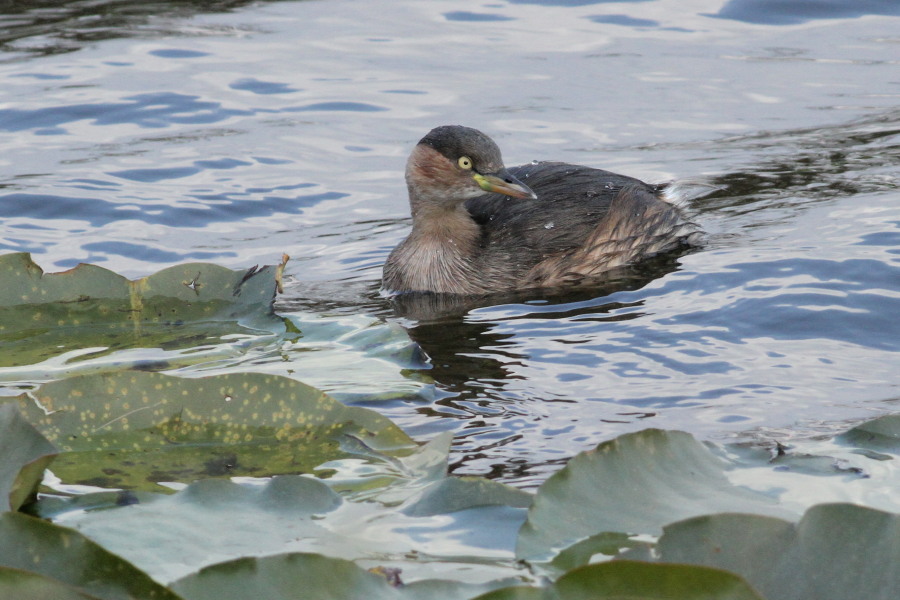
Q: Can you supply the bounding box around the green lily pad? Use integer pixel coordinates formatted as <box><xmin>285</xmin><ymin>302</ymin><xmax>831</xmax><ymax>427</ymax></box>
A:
<box><xmin>0</xmin><ymin>403</ymin><xmax>57</xmax><ymax>511</ymax></box>
<box><xmin>401</xmin><ymin>476</ymin><xmax>533</xmax><ymax>517</ymax></box>
<box><xmin>472</xmin><ymin>561</ymin><xmax>764</xmax><ymax>600</ymax></box>
<box><xmin>7</xmin><ymin>371</ymin><xmax>416</xmax><ymax>491</ymax></box>
<box><xmin>0</xmin><ymin>567</ymin><xmax>105</xmax><ymax>600</ymax></box>
<box><xmin>516</xmin><ymin>429</ymin><xmax>792</xmax><ymax>565</ymax></box>
<box><xmin>173</xmin><ymin>310</ymin><xmax>432</xmax><ymax>404</ymax></box>
<box><xmin>171</xmin><ymin>552</ymin><xmax>512</xmax><ymax>600</ymax></box>
<box><xmin>838</xmin><ymin>413</ymin><xmax>900</xmax><ymax>449</ymax></box>
<box><xmin>656</xmin><ymin>503</ymin><xmax>900</xmax><ymax>600</ymax></box>
<box><xmin>35</xmin><ymin>435</ymin><xmax>530</xmax><ymax>584</ymax></box>
<box><xmin>0</xmin><ymin>512</ymin><xmax>180</xmax><ymax>600</ymax></box>
<box><xmin>0</xmin><ymin>252</ymin><xmax>283</xmax><ymax>374</ymax></box>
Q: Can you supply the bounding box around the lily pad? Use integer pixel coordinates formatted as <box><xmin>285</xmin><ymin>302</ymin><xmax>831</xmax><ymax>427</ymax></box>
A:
<box><xmin>0</xmin><ymin>252</ymin><xmax>283</xmax><ymax>374</ymax></box>
<box><xmin>472</xmin><ymin>561</ymin><xmax>764</xmax><ymax>600</ymax></box>
<box><xmin>838</xmin><ymin>413</ymin><xmax>900</xmax><ymax>449</ymax></box>
<box><xmin>0</xmin><ymin>568</ymin><xmax>104</xmax><ymax>600</ymax></box>
<box><xmin>0</xmin><ymin>403</ymin><xmax>57</xmax><ymax>511</ymax></box>
<box><xmin>0</xmin><ymin>512</ymin><xmax>180</xmax><ymax>600</ymax></box>
<box><xmin>656</xmin><ymin>503</ymin><xmax>900</xmax><ymax>600</ymax></box>
<box><xmin>7</xmin><ymin>370</ymin><xmax>416</xmax><ymax>491</ymax></box>
<box><xmin>171</xmin><ymin>552</ymin><xmax>509</xmax><ymax>600</ymax></box>
<box><xmin>37</xmin><ymin>437</ymin><xmax>530</xmax><ymax>584</ymax></box>
<box><xmin>516</xmin><ymin>429</ymin><xmax>792</xmax><ymax>565</ymax></box>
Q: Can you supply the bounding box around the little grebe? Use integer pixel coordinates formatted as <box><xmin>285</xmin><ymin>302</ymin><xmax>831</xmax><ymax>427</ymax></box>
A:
<box><xmin>382</xmin><ymin>125</ymin><xmax>703</xmax><ymax>295</ymax></box>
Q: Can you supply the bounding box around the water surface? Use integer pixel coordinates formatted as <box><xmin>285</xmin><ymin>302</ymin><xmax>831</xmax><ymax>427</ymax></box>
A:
<box><xmin>1</xmin><ymin>0</ymin><xmax>898</xmax><ymax>487</ymax></box>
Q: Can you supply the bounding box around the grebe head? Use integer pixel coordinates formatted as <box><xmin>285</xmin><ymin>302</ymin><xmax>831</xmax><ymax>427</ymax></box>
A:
<box><xmin>405</xmin><ymin>125</ymin><xmax>536</xmax><ymax>215</ymax></box>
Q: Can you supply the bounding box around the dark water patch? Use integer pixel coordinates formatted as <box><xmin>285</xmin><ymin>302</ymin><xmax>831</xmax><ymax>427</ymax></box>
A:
<box><xmin>67</xmin><ymin>178</ymin><xmax>121</xmax><ymax>189</ymax></box>
<box><xmin>856</xmin><ymin>228</ymin><xmax>900</xmax><ymax>249</ymax></box>
<box><xmin>283</xmin><ymin>102</ymin><xmax>388</xmax><ymax>113</ymax></box>
<box><xmin>229</xmin><ymin>77</ymin><xmax>299</xmax><ymax>95</ymax></box>
<box><xmin>587</xmin><ymin>15</ymin><xmax>659</xmax><ymax>27</ymax></box>
<box><xmin>110</xmin><ymin>166</ymin><xmax>200</xmax><ymax>182</ymax></box>
<box><xmin>148</xmin><ymin>48</ymin><xmax>209</xmax><ymax>58</ymax></box>
<box><xmin>194</xmin><ymin>158</ymin><xmax>253</xmax><ymax>170</ymax></box>
<box><xmin>698</xmin><ymin>110</ymin><xmax>900</xmax><ymax>212</ymax></box>
<box><xmin>0</xmin><ymin>190</ymin><xmax>347</xmax><ymax>227</ymax></box>
<box><xmin>0</xmin><ymin>0</ymin><xmax>272</xmax><ymax>60</ymax></box>
<box><xmin>443</xmin><ymin>11</ymin><xmax>515</xmax><ymax>22</ymax></box>
<box><xmin>252</xmin><ymin>156</ymin><xmax>294</xmax><ymax>165</ymax></box>
<box><xmin>0</xmin><ymin>237</ymin><xmax>47</xmax><ymax>253</ymax></box>
<box><xmin>10</xmin><ymin>72</ymin><xmax>68</xmax><ymax>79</ymax></box>
<box><xmin>244</xmin><ymin>182</ymin><xmax>314</xmax><ymax>194</ymax></box>
<box><xmin>381</xmin><ymin>89</ymin><xmax>427</xmax><ymax>95</ymax></box>
<box><xmin>0</xmin><ymin>91</ymin><xmax>252</xmax><ymax>132</ymax></box>
<box><xmin>709</xmin><ymin>0</ymin><xmax>900</xmax><ymax>25</ymax></box>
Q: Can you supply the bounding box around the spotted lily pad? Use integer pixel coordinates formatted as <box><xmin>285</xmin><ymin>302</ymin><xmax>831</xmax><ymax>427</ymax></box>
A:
<box><xmin>7</xmin><ymin>371</ymin><xmax>416</xmax><ymax>491</ymax></box>
<box><xmin>0</xmin><ymin>252</ymin><xmax>283</xmax><ymax>373</ymax></box>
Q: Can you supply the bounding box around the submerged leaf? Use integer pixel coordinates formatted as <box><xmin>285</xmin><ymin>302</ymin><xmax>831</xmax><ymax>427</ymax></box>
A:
<box><xmin>172</xmin><ymin>552</ymin><xmax>511</xmax><ymax>600</ymax></box>
<box><xmin>0</xmin><ymin>403</ymin><xmax>57</xmax><ymax>511</ymax></box>
<box><xmin>8</xmin><ymin>371</ymin><xmax>416</xmax><ymax>491</ymax></box>
<box><xmin>402</xmin><ymin>476</ymin><xmax>533</xmax><ymax>517</ymax></box>
<box><xmin>36</xmin><ymin>445</ymin><xmax>529</xmax><ymax>584</ymax></box>
<box><xmin>516</xmin><ymin>429</ymin><xmax>792</xmax><ymax>565</ymax></box>
<box><xmin>657</xmin><ymin>503</ymin><xmax>900</xmax><ymax>600</ymax></box>
<box><xmin>0</xmin><ymin>252</ymin><xmax>283</xmax><ymax>373</ymax></box>
<box><xmin>473</xmin><ymin>561</ymin><xmax>764</xmax><ymax>600</ymax></box>
<box><xmin>0</xmin><ymin>512</ymin><xmax>181</xmax><ymax>600</ymax></box>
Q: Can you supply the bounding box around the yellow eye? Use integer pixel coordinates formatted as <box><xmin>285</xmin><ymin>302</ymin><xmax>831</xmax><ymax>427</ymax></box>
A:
<box><xmin>458</xmin><ymin>156</ymin><xmax>473</xmax><ymax>170</ymax></box>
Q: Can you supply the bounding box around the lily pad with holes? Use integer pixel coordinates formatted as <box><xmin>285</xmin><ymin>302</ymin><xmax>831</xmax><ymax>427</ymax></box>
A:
<box><xmin>6</xmin><ymin>370</ymin><xmax>417</xmax><ymax>491</ymax></box>
<box><xmin>0</xmin><ymin>252</ymin><xmax>284</xmax><ymax>373</ymax></box>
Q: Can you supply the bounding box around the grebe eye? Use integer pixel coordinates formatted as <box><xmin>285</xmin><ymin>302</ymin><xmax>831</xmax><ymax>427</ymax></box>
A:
<box><xmin>458</xmin><ymin>156</ymin><xmax>473</xmax><ymax>170</ymax></box>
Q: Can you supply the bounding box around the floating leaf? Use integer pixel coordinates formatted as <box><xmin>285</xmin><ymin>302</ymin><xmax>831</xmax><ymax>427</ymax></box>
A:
<box><xmin>0</xmin><ymin>512</ymin><xmax>181</xmax><ymax>600</ymax></box>
<box><xmin>838</xmin><ymin>413</ymin><xmax>900</xmax><ymax>450</ymax></box>
<box><xmin>173</xmin><ymin>310</ymin><xmax>431</xmax><ymax>403</ymax></box>
<box><xmin>401</xmin><ymin>476</ymin><xmax>532</xmax><ymax>517</ymax></box>
<box><xmin>516</xmin><ymin>429</ymin><xmax>792</xmax><ymax>565</ymax></box>
<box><xmin>171</xmin><ymin>552</ymin><xmax>511</xmax><ymax>600</ymax></box>
<box><xmin>0</xmin><ymin>252</ymin><xmax>283</xmax><ymax>373</ymax></box>
<box><xmin>0</xmin><ymin>567</ymin><xmax>104</xmax><ymax>600</ymax></box>
<box><xmin>36</xmin><ymin>440</ymin><xmax>529</xmax><ymax>584</ymax></box>
<box><xmin>7</xmin><ymin>371</ymin><xmax>416</xmax><ymax>491</ymax></box>
<box><xmin>473</xmin><ymin>561</ymin><xmax>764</xmax><ymax>600</ymax></box>
<box><xmin>542</xmin><ymin>532</ymin><xmax>653</xmax><ymax>579</ymax></box>
<box><xmin>656</xmin><ymin>503</ymin><xmax>900</xmax><ymax>600</ymax></box>
<box><xmin>0</xmin><ymin>403</ymin><xmax>57</xmax><ymax>511</ymax></box>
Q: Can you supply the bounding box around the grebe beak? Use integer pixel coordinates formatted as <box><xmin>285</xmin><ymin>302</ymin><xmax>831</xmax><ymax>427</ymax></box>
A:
<box><xmin>473</xmin><ymin>170</ymin><xmax>537</xmax><ymax>200</ymax></box>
